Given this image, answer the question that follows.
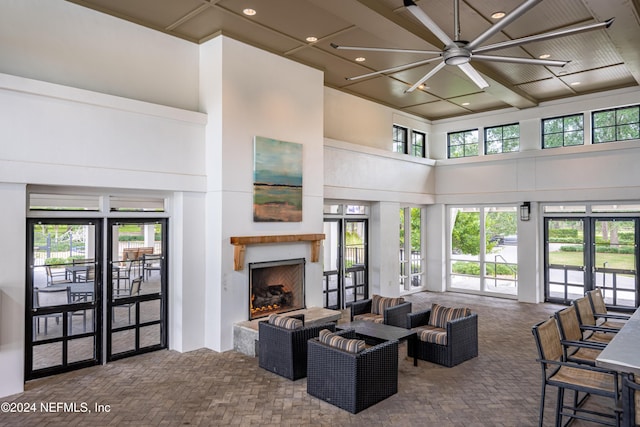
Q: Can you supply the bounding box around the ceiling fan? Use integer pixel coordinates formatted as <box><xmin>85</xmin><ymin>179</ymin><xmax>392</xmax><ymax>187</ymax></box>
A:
<box><xmin>331</xmin><ymin>0</ymin><xmax>614</xmax><ymax>92</ymax></box>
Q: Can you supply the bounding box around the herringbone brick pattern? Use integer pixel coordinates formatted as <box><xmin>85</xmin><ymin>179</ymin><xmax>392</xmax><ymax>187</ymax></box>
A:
<box><xmin>1</xmin><ymin>292</ymin><xmax>618</xmax><ymax>426</ymax></box>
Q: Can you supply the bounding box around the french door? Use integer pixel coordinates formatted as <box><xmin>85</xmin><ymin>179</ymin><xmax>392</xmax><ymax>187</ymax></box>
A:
<box><xmin>545</xmin><ymin>217</ymin><xmax>638</xmax><ymax>309</ymax></box>
<box><xmin>322</xmin><ymin>218</ymin><xmax>368</xmax><ymax>309</ymax></box>
<box><xmin>107</xmin><ymin>219</ymin><xmax>167</xmax><ymax>361</ymax></box>
<box><xmin>26</xmin><ymin>217</ymin><xmax>168</xmax><ymax>379</ymax></box>
<box><xmin>26</xmin><ymin>219</ymin><xmax>102</xmax><ymax>380</ymax></box>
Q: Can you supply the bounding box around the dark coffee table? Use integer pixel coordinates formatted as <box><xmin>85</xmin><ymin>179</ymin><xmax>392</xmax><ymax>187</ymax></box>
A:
<box><xmin>337</xmin><ymin>320</ymin><xmax>418</xmax><ymax>366</ymax></box>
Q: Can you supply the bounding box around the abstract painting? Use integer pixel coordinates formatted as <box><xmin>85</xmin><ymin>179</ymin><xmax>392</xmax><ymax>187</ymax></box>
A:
<box><xmin>253</xmin><ymin>136</ymin><xmax>303</xmax><ymax>222</ymax></box>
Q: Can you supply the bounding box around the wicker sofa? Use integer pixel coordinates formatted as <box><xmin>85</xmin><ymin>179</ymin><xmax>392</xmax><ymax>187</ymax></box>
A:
<box><xmin>350</xmin><ymin>295</ymin><xmax>412</xmax><ymax>328</ymax></box>
<box><xmin>407</xmin><ymin>303</ymin><xmax>478</xmax><ymax>367</ymax></box>
<box><xmin>306</xmin><ymin>329</ymin><xmax>398</xmax><ymax>413</ymax></box>
<box><xmin>258</xmin><ymin>317</ymin><xmax>336</xmax><ymax>380</ymax></box>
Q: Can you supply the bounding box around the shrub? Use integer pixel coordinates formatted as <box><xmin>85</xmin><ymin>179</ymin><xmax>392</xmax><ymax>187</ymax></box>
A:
<box><xmin>45</xmin><ymin>257</ymin><xmax>68</xmax><ymax>265</ymax></box>
<box><xmin>549</xmin><ymin>229</ymin><xmax>578</xmax><ymax>238</ymax></box>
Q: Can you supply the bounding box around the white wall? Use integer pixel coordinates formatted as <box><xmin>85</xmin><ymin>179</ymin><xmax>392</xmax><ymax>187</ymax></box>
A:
<box><xmin>324</xmin><ymin>87</ymin><xmax>430</xmax><ymax>151</ymax></box>
<box><xmin>0</xmin><ymin>184</ymin><xmax>26</xmax><ymax>397</ymax></box>
<box><xmin>324</xmin><ymin>138</ymin><xmax>436</xmax><ymax>204</ymax></box>
<box><xmin>0</xmin><ymin>65</ymin><xmax>207</xmax><ymax>398</ymax></box>
<box><xmin>0</xmin><ymin>73</ymin><xmax>207</xmax><ymax>191</ymax></box>
<box><xmin>199</xmin><ymin>36</ymin><xmax>325</xmax><ymax>352</ymax></box>
<box><xmin>0</xmin><ymin>0</ymin><xmax>199</xmax><ymax>111</ymax></box>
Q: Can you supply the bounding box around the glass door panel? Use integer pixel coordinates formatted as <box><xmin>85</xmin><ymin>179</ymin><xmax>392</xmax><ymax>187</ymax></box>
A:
<box><xmin>322</xmin><ymin>220</ymin><xmax>340</xmax><ymax>309</ymax></box>
<box><xmin>343</xmin><ymin>219</ymin><xmax>367</xmax><ymax>306</ymax></box>
<box><xmin>107</xmin><ymin>220</ymin><xmax>167</xmax><ymax>360</ymax></box>
<box><xmin>26</xmin><ymin>220</ymin><xmax>101</xmax><ymax>379</ymax></box>
<box><xmin>545</xmin><ymin>219</ymin><xmax>586</xmax><ymax>304</ymax></box>
<box><xmin>322</xmin><ymin>217</ymin><xmax>368</xmax><ymax>309</ymax></box>
<box><xmin>450</xmin><ymin>208</ymin><xmax>481</xmax><ymax>291</ymax></box>
<box><xmin>484</xmin><ymin>207</ymin><xmax>518</xmax><ymax>295</ymax></box>
<box><xmin>593</xmin><ymin>219</ymin><xmax>637</xmax><ymax>309</ymax></box>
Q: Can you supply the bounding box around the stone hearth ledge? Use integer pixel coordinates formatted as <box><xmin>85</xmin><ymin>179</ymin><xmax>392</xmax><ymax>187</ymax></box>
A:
<box><xmin>233</xmin><ymin>307</ymin><xmax>342</xmax><ymax>357</ymax></box>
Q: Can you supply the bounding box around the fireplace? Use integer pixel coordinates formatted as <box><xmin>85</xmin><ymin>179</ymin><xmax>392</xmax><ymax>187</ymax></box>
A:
<box><xmin>248</xmin><ymin>258</ymin><xmax>305</xmax><ymax>320</ymax></box>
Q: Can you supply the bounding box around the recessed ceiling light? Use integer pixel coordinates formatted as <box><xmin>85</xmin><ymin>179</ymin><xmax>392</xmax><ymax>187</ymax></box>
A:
<box><xmin>306</xmin><ymin>36</ymin><xmax>318</xmax><ymax>43</ymax></box>
<box><xmin>570</xmin><ymin>81</ymin><xmax>581</xmax><ymax>86</ymax></box>
<box><xmin>418</xmin><ymin>84</ymin><xmax>430</xmax><ymax>90</ymax></box>
<box><xmin>491</xmin><ymin>11</ymin><xmax>506</xmax><ymax>19</ymax></box>
<box><xmin>243</xmin><ymin>8</ymin><xmax>257</xmax><ymax>16</ymax></box>
<box><xmin>462</xmin><ymin>102</ymin><xmax>470</xmax><ymax>106</ymax></box>
<box><xmin>539</xmin><ymin>54</ymin><xmax>551</xmax><ymax>59</ymax></box>
<box><xmin>355</xmin><ymin>57</ymin><xmax>366</xmax><ymax>62</ymax></box>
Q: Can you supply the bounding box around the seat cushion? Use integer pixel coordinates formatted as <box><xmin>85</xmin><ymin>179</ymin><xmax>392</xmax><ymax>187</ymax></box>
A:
<box><xmin>268</xmin><ymin>313</ymin><xmax>303</xmax><ymax>330</ymax></box>
<box><xmin>318</xmin><ymin>329</ymin><xmax>365</xmax><ymax>353</ymax></box>
<box><xmin>427</xmin><ymin>303</ymin><xmax>471</xmax><ymax>329</ymax></box>
<box><xmin>371</xmin><ymin>294</ymin><xmax>405</xmax><ymax>315</ymax></box>
<box><xmin>353</xmin><ymin>312</ymin><xmax>384</xmax><ymax>323</ymax></box>
<box><xmin>416</xmin><ymin>325</ymin><xmax>448</xmax><ymax>345</ymax></box>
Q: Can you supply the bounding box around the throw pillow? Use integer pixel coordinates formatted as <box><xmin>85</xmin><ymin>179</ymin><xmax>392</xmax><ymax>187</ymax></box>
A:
<box><xmin>318</xmin><ymin>329</ymin><xmax>365</xmax><ymax>353</ymax></box>
<box><xmin>268</xmin><ymin>313</ymin><xmax>303</xmax><ymax>330</ymax></box>
<box><xmin>371</xmin><ymin>294</ymin><xmax>405</xmax><ymax>315</ymax></box>
<box><xmin>427</xmin><ymin>303</ymin><xmax>471</xmax><ymax>329</ymax></box>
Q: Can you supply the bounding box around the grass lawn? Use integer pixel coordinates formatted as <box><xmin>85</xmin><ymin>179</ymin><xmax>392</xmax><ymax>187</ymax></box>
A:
<box><xmin>548</xmin><ymin>251</ymin><xmax>636</xmax><ymax>271</ymax></box>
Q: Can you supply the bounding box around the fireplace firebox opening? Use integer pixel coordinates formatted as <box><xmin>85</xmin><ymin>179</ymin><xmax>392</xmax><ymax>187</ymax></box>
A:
<box><xmin>248</xmin><ymin>258</ymin><xmax>305</xmax><ymax>320</ymax></box>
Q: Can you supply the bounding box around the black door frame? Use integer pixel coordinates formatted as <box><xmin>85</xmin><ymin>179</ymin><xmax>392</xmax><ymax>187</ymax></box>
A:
<box><xmin>322</xmin><ymin>217</ymin><xmax>368</xmax><ymax>310</ymax></box>
<box><xmin>544</xmin><ymin>216</ymin><xmax>639</xmax><ymax>309</ymax></box>
<box><xmin>106</xmin><ymin>218</ymin><xmax>168</xmax><ymax>361</ymax></box>
<box><xmin>25</xmin><ymin>218</ymin><xmax>103</xmax><ymax>380</ymax></box>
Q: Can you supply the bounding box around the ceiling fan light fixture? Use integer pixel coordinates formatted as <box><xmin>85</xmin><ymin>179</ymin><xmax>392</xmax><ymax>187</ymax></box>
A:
<box><xmin>444</xmin><ymin>44</ymin><xmax>471</xmax><ymax>65</ymax></box>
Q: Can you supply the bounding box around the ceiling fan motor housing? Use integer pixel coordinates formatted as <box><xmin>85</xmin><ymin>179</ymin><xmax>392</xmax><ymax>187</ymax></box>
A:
<box><xmin>444</xmin><ymin>41</ymin><xmax>471</xmax><ymax>65</ymax></box>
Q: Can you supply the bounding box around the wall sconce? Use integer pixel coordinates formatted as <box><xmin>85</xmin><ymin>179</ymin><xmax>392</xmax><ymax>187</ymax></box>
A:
<box><xmin>520</xmin><ymin>202</ymin><xmax>531</xmax><ymax>221</ymax></box>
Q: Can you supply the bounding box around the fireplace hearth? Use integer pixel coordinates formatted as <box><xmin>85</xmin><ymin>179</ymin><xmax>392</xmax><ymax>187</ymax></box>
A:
<box><xmin>249</xmin><ymin>258</ymin><xmax>305</xmax><ymax>320</ymax></box>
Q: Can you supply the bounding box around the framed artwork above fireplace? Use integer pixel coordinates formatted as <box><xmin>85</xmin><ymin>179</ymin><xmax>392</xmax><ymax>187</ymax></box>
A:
<box><xmin>253</xmin><ymin>136</ymin><xmax>303</xmax><ymax>222</ymax></box>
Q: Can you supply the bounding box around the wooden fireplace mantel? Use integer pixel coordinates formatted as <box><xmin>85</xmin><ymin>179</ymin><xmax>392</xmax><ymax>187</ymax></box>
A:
<box><xmin>230</xmin><ymin>233</ymin><xmax>325</xmax><ymax>271</ymax></box>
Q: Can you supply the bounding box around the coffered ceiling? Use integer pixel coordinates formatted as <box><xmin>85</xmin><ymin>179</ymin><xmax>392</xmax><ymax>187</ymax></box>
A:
<box><xmin>67</xmin><ymin>0</ymin><xmax>640</xmax><ymax>120</ymax></box>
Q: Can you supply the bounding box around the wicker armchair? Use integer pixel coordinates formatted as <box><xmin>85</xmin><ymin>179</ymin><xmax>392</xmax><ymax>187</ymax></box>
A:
<box><xmin>258</xmin><ymin>320</ymin><xmax>336</xmax><ymax>380</ymax></box>
<box><xmin>407</xmin><ymin>304</ymin><xmax>478</xmax><ymax>367</ymax></box>
<box><xmin>623</xmin><ymin>373</ymin><xmax>640</xmax><ymax>427</ymax></box>
<box><xmin>306</xmin><ymin>329</ymin><xmax>398</xmax><ymax>414</ymax></box>
<box><xmin>350</xmin><ymin>295</ymin><xmax>412</xmax><ymax>328</ymax></box>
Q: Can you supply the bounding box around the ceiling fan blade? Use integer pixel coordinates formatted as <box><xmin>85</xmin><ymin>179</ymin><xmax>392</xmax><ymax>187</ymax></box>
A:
<box><xmin>473</xmin><ymin>18</ymin><xmax>615</xmax><ymax>54</ymax></box>
<box><xmin>405</xmin><ymin>61</ymin><xmax>446</xmax><ymax>93</ymax></box>
<box><xmin>330</xmin><ymin>43</ymin><xmax>441</xmax><ymax>55</ymax></box>
<box><xmin>472</xmin><ymin>54</ymin><xmax>568</xmax><ymax>67</ymax></box>
<box><xmin>457</xmin><ymin>63</ymin><xmax>489</xmax><ymax>89</ymax></box>
<box><xmin>404</xmin><ymin>0</ymin><xmax>454</xmax><ymax>48</ymax></box>
<box><xmin>346</xmin><ymin>57</ymin><xmax>443</xmax><ymax>81</ymax></box>
<box><xmin>466</xmin><ymin>0</ymin><xmax>542</xmax><ymax>50</ymax></box>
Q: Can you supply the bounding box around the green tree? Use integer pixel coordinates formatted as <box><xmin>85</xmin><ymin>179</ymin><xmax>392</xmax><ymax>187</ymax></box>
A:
<box><xmin>485</xmin><ymin>211</ymin><xmax>517</xmax><ymax>238</ymax></box>
<box><xmin>451</xmin><ymin>211</ymin><xmax>480</xmax><ymax>255</ymax></box>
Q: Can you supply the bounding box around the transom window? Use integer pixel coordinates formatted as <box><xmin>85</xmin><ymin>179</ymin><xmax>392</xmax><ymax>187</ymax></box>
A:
<box><xmin>448</xmin><ymin>129</ymin><xmax>479</xmax><ymax>158</ymax></box>
<box><xmin>485</xmin><ymin>123</ymin><xmax>519</xmax><ymax>154</ymax></box>
<box><xmin>411</xmin><ymin>131</ymin><xmax>426</xmax><ymax>157</ymax></box>
<box><xmin>542</xmin><ymin>114</ymin><xmax>584</xmax><ymax>148</ymax></box>
<box><xmin>393</xmin><ymin>125</ymin><xmax>408</xmax><ymax>154</ymax></box>
<box><xmin>592</xmin><ymin>105</ymin><xmax>640</xmax><ymax>143</ymax></box>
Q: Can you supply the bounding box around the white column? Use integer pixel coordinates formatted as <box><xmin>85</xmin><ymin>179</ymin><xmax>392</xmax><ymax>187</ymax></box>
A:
<box><xmin>0</xmin><ymin>183</ymin><xmax>27</xmax><ymax>398</ymax></box>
